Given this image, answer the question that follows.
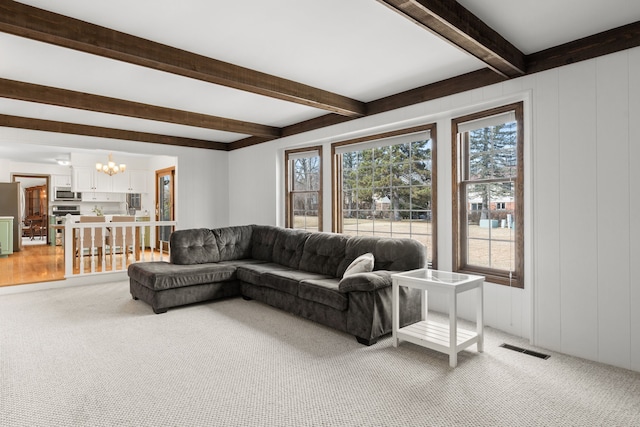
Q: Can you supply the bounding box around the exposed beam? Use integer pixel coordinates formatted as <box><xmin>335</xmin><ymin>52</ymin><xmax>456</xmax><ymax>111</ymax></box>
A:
<box><xmin>0</xmin><ymin>114</ymin><xmax>230</xmax><ymax>150</ymax></box>
<box><xmin>367</xmin><ymin>68</ymin><xmax>505</xmax><ymax>114</ymax></box>
<box><xmin>525</xmin><ymin>21</ymin><xmax>640</xmax><ymax>74</ymax></box>
<box><xmin>0</xmin><ymin>0</ymin><xmax>366</xmax><ymax>117</ymax></box>
<box><xmin>228</xmin><ymin>136</ymin><xmax>274</xmax><ymax>151</ymax></box>
<box><xmin>0</xmin><ymin>78</ymin><xmax>280</xmax><ymax>139</ymax></box>
<box><xmin>230</xmin><ymin>68</ymin><xmax>505</xmax><ymax>150</ymax></box>
<box><xmin>377</xmin><ymin>0</ymin><xmax>525</xmax><ymax>77</ymax></box>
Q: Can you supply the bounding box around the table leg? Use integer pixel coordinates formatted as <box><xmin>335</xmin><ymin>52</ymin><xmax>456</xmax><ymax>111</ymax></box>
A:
<box><xmin>449</xmin><ymin>291</ymin><xmax>458</xmax><ymax>368</ymax></box>
<box><xmin>477</xmin><ymin>283</ymin><xmax>484</xmax><ymax>352</ymax></box>
<box><xmin>392</xmin><ymin>280</ymin><xmax>399</xmax><ymax>347</ymax></box>
<box><xmin>421</xmin><ymin>289</ymin><xmax>428</xmax><ymax>321</ymax></box>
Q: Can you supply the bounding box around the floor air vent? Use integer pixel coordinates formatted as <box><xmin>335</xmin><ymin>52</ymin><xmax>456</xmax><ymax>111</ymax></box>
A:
<box><xmin>500</xmin><ymin>343</ymin><xmax>550</xmax><ymax>360</ymax></box>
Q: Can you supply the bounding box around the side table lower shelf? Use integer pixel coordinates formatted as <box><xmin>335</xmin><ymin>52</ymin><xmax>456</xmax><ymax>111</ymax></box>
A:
<box><xmin>391</xmin><ymin>268</ymin><xmax>484</xmax><ymax>368</ymax></box>
<box><xmin>398</xmin><ymin>320</ymin><xmax>479</xmax><ymax>354</ymax></box>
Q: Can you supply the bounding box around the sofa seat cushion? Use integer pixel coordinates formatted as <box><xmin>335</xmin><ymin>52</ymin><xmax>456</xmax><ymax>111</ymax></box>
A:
<box><xmin>260</xmin><ymin>270</ymin><xmax>332</xmax><ymax>296</ymax></box>
<box><xmin>128</xmin><ymin>262</ymin><xmax>237</xmax><ymax>291</ymax></box>
<box><xmin>236</xmin><ymin>262</ymin><xmax>292</xmax><ymax>285</ymax></box>
<box><xmin>299</xmin><ymin>278</ymin><xmax>347</xmax><ymax>311</ymax></box>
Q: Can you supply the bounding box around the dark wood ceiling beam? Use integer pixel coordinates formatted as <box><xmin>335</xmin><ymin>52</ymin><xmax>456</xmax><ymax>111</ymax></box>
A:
<box><xmin>0</xmin><ymin>78</ymin><xmax>280</xmax><ymax>138</ymax></box>
<box><xmin>367</xmin><ymin>68</ymin><xmax>505</xmax><ymax>114</ymax></box>
<box><xmin>0</xmin><ymin>114</ymin><xmax>230</xmax><ymax>150</ymax></box>
<box><xmin>525</xmin><ymin>21</ymin><xmax>640</xmax><ymax>74</ymax></box>
<box><xmin>230</xmin><ymin>68</ymin><xmax>505</xmax><ymax>150</ymax></box>
<box><xmin>377</xmin><ymin>0</ymin><xmax>525</xmax><ymax>77</ymax></box>
<box><xmin>0</xmin><ymin>0</ymin><xmax>365</xmax><ymax>117</ymax></box>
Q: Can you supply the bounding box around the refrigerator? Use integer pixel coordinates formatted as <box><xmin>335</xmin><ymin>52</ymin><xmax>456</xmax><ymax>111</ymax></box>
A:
<box><xmin>0</xmin><ymin>182</ymin><xmax>22</xmax><ymax>252</ymax></box>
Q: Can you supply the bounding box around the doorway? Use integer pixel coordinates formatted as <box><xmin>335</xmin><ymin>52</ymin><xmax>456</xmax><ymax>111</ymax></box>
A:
<box><xmin>12</xmin><ymin>174</ymin><xmax>50</xmax><ymax>246</ymax></box>
<box><xmin>155</xmin><ymin>167</ymin><xmax>175</xmax><ymax>252</ymax></box>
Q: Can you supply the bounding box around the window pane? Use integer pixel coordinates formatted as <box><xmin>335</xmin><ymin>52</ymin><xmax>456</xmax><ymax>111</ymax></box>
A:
<box><xmin>491</xmin><ymin>240</ymin><xmax>514</xmax><ymax>271</ymax></box>
<box><xmin>467</xmin><ymin>238</ymin><xmax>490</xmax><ymax>268</ymax></box>
<box><xmin>292</xmin><ymin>192</ymin><xmax>319</xmax><ymax>232</ymax></box>
<box><xmin>468</xmin><ymin>122</ymin><xmax>517</xmax><ymax>180</ymax></box>
<box><xmin>293</xmin><ymin>157</ymin><xmax>320</xmax><ymax>191</ymax></box>
<box><xmin>339</xmin><ymin>135</ymin><xmax>434</xmax><ymax>266</ymax></box>
<box><xmin>415</xmin><ymin>221</ymin><xmax>433</xmax><ymax>237</ymax></box>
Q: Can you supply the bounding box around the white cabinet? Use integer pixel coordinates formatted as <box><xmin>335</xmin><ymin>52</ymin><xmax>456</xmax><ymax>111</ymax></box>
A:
<box><xmin>73</xmin><ymin>167</ymin><xmax>147</xmax><ymax>194</ymax></box>
<box><xmin>52</xmin><ymin>174</ymin><xmax>72</xmax><ymax>188</ymax></box>
<box><xmin>111</xmin><ymin>170</ymin><xmax>147</xmax><ymax>193</ymax></box>
<box><xmin>82</xmin><ymin>192</ymin><xmax>124</xmax><ymax>202</ymax></box>
<box><xmin>128</xmin><ymin>170</ymin><xmax>148</xmax><ymax>193</ymax></box>
<box><xmin>73</xmin><ymin>167</ymin><xmax>112</xmax><ymax>193</ymax></box>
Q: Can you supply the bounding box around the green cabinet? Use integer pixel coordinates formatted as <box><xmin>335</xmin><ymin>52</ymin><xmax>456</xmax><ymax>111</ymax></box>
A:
<box><xmin>0</xmin><ymin>216</ymin><xmax>14</xmax><ymax>257</ymax></box>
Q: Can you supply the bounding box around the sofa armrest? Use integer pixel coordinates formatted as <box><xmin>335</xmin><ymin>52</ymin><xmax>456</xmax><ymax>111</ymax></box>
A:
<box><xmin>338</xmin><ymin>271</ymin><xmax>394</xmax><ymax>293</ymax></box>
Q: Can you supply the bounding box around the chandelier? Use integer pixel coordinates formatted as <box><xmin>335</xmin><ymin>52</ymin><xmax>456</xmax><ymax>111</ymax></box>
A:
<box><xmin>96</xmin><ymin>153</ymin><xmax>126</xmax><ymax>176</ymax></box>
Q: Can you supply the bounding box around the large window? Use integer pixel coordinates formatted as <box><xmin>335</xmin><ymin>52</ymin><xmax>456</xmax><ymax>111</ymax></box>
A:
<box><xmin>332</xmin><ymin>125</ymin><xmax>436</xmax><ymax>267</ymax></box>
<box><xmin>285</xmin><ymin>147</ymin><xmax>322</xmax><ymax>232</ymax></box>
<box><xmin>452</xmin><ymin>103</ymin><xmax>524</xmax><ymax>287</ymax></box>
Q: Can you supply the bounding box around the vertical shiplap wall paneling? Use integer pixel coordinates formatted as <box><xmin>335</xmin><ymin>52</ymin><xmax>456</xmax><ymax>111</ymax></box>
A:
<box><xmin>228</xmin><ymin>142</ymin><xmax>278</xmax><ymax>226</ymax></box>
<box><xmin>558</xmin><ymin>61</ymin><xmax>599</xmax><ymax>360</ymax></box>
<box><xmin>629</xmin><ymin>48</ymin><xmax>640</xmax><ymax>372</ymax></box>
<box><xmin>533</xmin><ymin>69</ymin><xmax>562</xmax><ymax>351</ymax></box>
<box><xmin>595</xmin><ymin>52</ymin><xmax>631</xmax><ymax>368</ymax></box>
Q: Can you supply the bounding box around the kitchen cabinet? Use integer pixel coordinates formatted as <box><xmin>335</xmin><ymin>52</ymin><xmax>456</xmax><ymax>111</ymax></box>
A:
<box><xmin>73</xmin><ymin>167</ymin><xmax>112</xmax><ymax>193</ymax></box>
<box><xmin>112</xmin><ymin>170</ymin><xmax>148</xmax><ymax>193</ymax></box>
<box><xmin>0</xmin><ymin>216</ymin><xmax>14</xmax><ymax>257</ymax></box>
<box><xmin>81</xmin><ymin>192</ymin><xmax>124</xmax><ymax>202</ymax></box>
<box><xmin>52</xmin><ymin>174</ymin><xmax>72</xmax><ymax>188</ymax></box>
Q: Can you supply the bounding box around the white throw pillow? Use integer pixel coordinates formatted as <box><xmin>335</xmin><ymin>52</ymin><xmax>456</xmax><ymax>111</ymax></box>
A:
<box><xmin>343</xmin><ymin>253</ymin><xmax>374</xmax><ymax>278</ymax></box>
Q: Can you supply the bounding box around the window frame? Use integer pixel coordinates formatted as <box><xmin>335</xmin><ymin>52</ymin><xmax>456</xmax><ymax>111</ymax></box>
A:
<box><xmin>285</xmin><ymin>146</ymin><xmax>323</xmax><ymax>232</ymax></box>
<box><xmin>452</xmin><ymin>102</ymin><xmax>524</xmax><ymax>288</ymax></box>
<box><xmin>331</xmin><ymin>123</ymin><xmax>437</xmax><ymax>268</ymax></box>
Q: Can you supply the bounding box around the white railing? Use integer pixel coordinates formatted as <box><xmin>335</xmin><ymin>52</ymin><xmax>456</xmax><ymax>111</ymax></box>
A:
<box><xmin>63</xmin><ymin>216</ymin><xmax>178</xmax><ymax>278</ymax></box>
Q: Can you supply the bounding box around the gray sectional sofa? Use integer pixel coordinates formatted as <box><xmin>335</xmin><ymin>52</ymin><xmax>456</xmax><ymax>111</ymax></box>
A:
<box><xmin>128</xmin><ymin>225</ymin><xmax>426</xmax><ymax>345</ymax></box>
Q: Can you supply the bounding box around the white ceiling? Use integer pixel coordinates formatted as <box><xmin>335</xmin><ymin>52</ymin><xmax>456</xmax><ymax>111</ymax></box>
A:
<box><xmin>1</xmin><ymin>0</ymin><xmax>639</xmax><ymax>165</ymax></box>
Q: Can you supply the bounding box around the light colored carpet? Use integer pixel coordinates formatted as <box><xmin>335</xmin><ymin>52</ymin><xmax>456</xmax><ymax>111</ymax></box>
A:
<box><xmin>1</xmin><ymin>281</ymin><xmax>639</xmax><ymax>427</ymax></box>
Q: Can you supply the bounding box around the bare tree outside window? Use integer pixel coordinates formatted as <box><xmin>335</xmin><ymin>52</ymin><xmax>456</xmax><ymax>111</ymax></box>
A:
<box><xmin>285</xmin><ymin>147</ymin><xmax>322</xmax><ymax>231</ymax></box>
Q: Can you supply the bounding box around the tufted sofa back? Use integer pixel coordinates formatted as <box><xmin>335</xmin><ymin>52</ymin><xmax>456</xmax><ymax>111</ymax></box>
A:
<box><xmin>336</xmin><ymin>235</ymin><xmax>427</xmax><ymax>276</ymax></box>
<box><xmin>170</xmin><ymin>225</ymin><xmax>426</xmax><ymax>276</ymax></box>
<box><xmin>213</xmin><ymin>225</ymin><xmax>254</xmax><ymax>261</ymax></box>
<box><xmin>170</xmin><ymin>228</ymin><xmax>220</xmax><ymax>265</ymax></box>
<box><xmin>298</xmin><ymin>232</ymin><xmax>349</xmax><ymax>277</ymax></box>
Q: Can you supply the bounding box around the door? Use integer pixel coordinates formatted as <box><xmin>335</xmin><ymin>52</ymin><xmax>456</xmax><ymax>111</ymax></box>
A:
<box><xmin>155</xmin><ymin>167</ymin><xmax>175</xmax><ymax>252</ymax></box>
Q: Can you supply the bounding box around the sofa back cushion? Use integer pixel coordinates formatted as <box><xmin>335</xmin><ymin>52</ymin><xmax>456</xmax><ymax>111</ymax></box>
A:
<box><xmin>213</xmin><ymin>225</ymin><xmax>254</xmax><ymax>261</ymax></box>
<box><xmin>251</xmin><ymin>225</ymin><xmax>279</xmax><ymax>262</ymax></box>
<box><xmin>271</xmin><ymin>228</ymin><xmax>311</xmax><ymax>268</ymax></box>
<box><xmin>373</xmin><ymin>237</ymin><xmax>426</xmax><ymax>271</ymax></box>
<box><xmin>299</xmin><ymin>232</ymin><xmax>349</xmax><ymax>277</ymax></box>
<box><xmin>170</xmin><ymin>228</ymin><xmax>220</xmax><ymax>265</ymax></box>
<box><xmin>337</xmin><ymin>235</ymin><xmax>427</xmax><ymax>276</ymax></box>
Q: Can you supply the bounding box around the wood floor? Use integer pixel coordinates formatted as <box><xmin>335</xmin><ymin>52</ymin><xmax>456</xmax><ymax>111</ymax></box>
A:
<box><xmin>0</xmin><ymin>240</ymin><xmax>165</xmax><ymax>288</ymax></box>
<box><xmin>0</xmin><ymin>241</ymin><xmax>65</xmax><ymax>287</ymax></box>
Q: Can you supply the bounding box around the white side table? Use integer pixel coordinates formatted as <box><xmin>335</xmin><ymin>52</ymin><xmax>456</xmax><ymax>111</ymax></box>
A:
<box><xmin>391</xmin><ymin>269</ymin><xmax>484</xmax><ymax>368</ymax></box>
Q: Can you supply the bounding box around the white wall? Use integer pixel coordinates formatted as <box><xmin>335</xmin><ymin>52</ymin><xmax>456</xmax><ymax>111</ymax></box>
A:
<box><xmin>228</xmin><ymin>46</ymin><xmax>640</xmax><ymax>372</ymax></box>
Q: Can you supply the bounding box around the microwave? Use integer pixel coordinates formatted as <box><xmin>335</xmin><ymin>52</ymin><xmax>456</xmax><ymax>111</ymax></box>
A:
<box><xmin>55</xmin><ymin>187</ymin><xmax>82</xmax><ymax>201</ymax></box>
